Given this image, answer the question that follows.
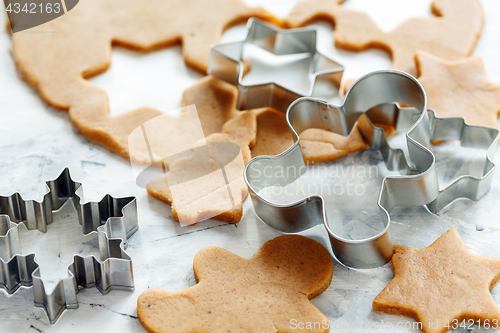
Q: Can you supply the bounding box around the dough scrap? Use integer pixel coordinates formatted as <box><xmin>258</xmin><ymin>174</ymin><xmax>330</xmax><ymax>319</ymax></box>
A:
<box><xmin>251</xmin><ymin>108</ymin><xmax>370</xmax><ymax>163</ymax></box>
<box><xmin>11</xmin><ymin>0</ymin><xmax>277</xmax><ymax>160</ymax></box>
<box><xmin>285</xmin><ymin>0</ymin><xmax>483</xmax><ymax>77</ymax></box>
<box><xmin>146</xmin><ymin>111</ymin><xmax>256</xmax><ymax>225</ymax></box>
<box><xmin>416</xmin><ymin>51</ymin><xmax>500</xmax><ymax>128</ymax></box>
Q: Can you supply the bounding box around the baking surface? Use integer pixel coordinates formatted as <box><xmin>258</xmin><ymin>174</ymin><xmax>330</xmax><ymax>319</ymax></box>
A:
<box><xmin>1</xmin><ymin>0</ymin><xmax>500</xmax><ymax>332</ymax></box>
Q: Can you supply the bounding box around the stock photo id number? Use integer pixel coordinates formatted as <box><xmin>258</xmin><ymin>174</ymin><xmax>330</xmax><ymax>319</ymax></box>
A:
<box><xmin>4</xmin><ymin>0</ymin><xmax>79</xmax><ymax>32</ymax></box>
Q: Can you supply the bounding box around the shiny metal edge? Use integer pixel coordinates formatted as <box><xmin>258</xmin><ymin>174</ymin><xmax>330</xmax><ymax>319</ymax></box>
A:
<box><xmin>0</xmin><ymin>168</ymin><xmax>138</xmax><ymax>324</ymax></box>
<box><xmin>244</xmin><ymin>69</ymin><xmax>498</xmax><ymax>269</ymax></box>
<box><xmin>207</xmin><ymin>18</ymin><xmax>344</xmax><ymax>113</ymax></box>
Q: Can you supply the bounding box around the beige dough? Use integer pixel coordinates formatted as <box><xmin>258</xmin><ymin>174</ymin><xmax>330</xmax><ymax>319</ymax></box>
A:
<box><xmin>10</xmin><ymin>0</ymin><xmax>277</xmax><ymax>160</ymax></box>
<box><xmin>374</xmin><ymin>228</ymin><xmax>500</xmax><ymax>333</ymax></box>
<box><xmin>286</xmin><ymin>0</ymin><xmax>483</xmax><ymax>77</ymax></box>
<box><xmin>416</xmin><ymin>51</ymin><xmax>500</xmax><ymax>128</ymax></box>
<box><xmin>138</xmin><ymin>235</ymin><xmax>333</xmax><ymax>333</ymax></box>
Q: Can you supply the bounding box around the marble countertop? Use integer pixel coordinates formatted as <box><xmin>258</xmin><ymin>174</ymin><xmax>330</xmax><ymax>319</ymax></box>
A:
<box><xmin>1</xmin><ymin>0</ymin><xmax>500</xmax><ymax>332</ymax></box>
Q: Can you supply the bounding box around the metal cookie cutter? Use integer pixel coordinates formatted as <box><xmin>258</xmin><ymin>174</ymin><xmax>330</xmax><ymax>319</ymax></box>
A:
<box><xmin>404</xmin><ymin>108</ymin><xmax>499</xmax><ymax>213</ymax></box>
<box><xmin>208</xmin><ymin>18</ymin><xmax>344</xmax><ymax>113</ymax></box>
<box><xmin>0</xmin><ymin>168</ymin><xmax>138</xmax><ymax>323</ymax></box>
<box><xmin>244</xmin><ymin>70</ymin><xmax>499</xmax><ymax>269</ymax></box>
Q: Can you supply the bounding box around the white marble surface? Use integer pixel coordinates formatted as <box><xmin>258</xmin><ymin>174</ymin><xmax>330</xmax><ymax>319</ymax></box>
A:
<box><xmin>1</xmin><ymin>0</ymin><xmax>500</xmax><ymax>332</ymax></box>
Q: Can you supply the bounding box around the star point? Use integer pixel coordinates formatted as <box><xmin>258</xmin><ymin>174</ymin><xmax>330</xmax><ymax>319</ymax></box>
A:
<box><xmin>416</xmin><ymin>51</ymin><xmax>500</xmax><ymax>128</ymax></box>
<box><xmin>374</xmin><ymin>228</ymin><xmax>500</xmax><ymax>333</ymax></box>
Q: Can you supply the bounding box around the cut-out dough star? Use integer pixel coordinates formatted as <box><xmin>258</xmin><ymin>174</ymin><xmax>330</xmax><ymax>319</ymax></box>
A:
<box><xmin>416</xmin><ymin>51</ymin><xmax>500</xmax><ymax>128</ymax></box>
<box><xmin>373</xmin><ymin>228</ymin><xmax>500</xmax><ymax>333</ymax></box>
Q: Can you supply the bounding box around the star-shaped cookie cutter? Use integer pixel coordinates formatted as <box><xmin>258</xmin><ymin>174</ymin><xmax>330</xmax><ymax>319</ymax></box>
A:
<box><xmin>244</xmin><ymin>70</ymin><xmax>499</xmax><ymax>269</ymax></box>
<box><xmin>208</xmin><ymin>18</ymin><xmax>344</xmax><ymax>113</ymax></box>
<box><xmin>0</xmin><ymin>168</ymin><xmax>138</xmax><ymax>324</ymax></box>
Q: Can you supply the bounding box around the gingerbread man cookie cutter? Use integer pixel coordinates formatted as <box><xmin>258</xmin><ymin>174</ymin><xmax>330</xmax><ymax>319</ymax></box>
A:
<box><xmin>208</xmin><ymin>18</ymin><xmax>344</xmax><ymax>113</ymax></box>
<box><xmin>0</xmin><ymin>168</ymin><xmax>138</xmax><ymax>324</ymax></box>
<box><xmin>244</xmin><ymin>70</ymin><xmax>499</xmax><ymax>269</ymax></box>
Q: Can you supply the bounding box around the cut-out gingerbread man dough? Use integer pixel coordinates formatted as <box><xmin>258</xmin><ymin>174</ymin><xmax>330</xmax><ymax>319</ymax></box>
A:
<box><xmin>416</xmin><ymin>51</ymin><xmax>500</xmax><ymax>128</ymax></box>
<box><xmin>10</xmin><ymin>0</ymin><xmax>278</xmax><ymax>161</ymax></box>
<box><xmin>373</xmin><ymin>228</ymin><xmax>500</xmax><ymax>333</ymax></box>
<box><xmin>285</xmin><ymin>0</ymin><xmax>483</xmax><ymax>77</ymax></box>
<box><xmin>137</xmin><ymin>234</ymin><xmax>333</xmax><ymax>333</ymax></box>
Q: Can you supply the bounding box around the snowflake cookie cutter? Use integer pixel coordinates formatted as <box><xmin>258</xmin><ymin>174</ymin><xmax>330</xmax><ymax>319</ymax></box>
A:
<box><xmin>0</xmin><ymin>168</ymin><xmax>138</xmax><ymax>324</ymax></box>
<box><xmin>244</xmin><ymin>70</ymin><xmax>499</xmax><ymax>269</ymax></box>
<box><xmin>208</xmin><ymin>18</ymin><xmax>344</xmax><ymax>113</ymax></box>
